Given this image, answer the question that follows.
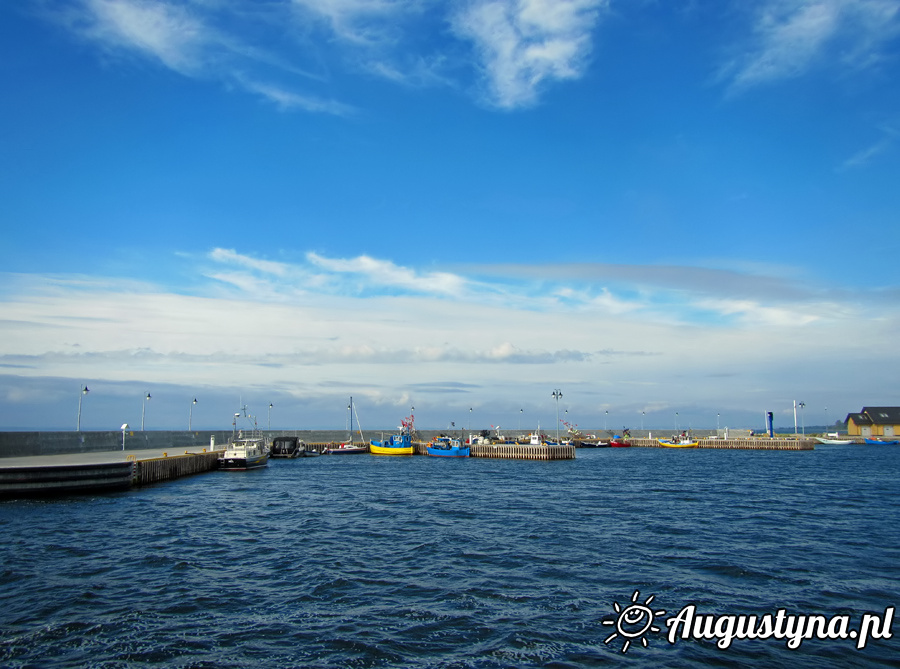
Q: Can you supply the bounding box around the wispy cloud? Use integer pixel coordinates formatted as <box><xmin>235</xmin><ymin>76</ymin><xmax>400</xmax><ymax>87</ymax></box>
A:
<box><xmin>47</xmin><ymin>0</ymin><xmax>353</xmax><ymax>115</ymax></box>
<box><xmin>721</xmin><ymin>0</ymin><xmax>900</xmax><ymax>91</ymax></box>
<box><xmin>838</xmin><ymin>123</ymin><xmax>899</xmax><ymax>171</ymax></box>
<box><xmin>452</xmin><ymin>0</ymin><xmax>607</xmax><ymax>108</ymax></box>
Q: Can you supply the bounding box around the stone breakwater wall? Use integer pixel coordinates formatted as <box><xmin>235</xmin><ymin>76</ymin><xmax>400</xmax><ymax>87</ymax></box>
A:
<box><xmin>0</xmin><ymin>431</ymin><xmax>236</xmax><ymax>459</ymax></box>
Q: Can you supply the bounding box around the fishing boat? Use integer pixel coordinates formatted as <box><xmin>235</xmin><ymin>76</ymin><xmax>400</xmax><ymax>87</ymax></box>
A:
<box><xmin>326</xmin><ymin>396</ymin><xmax>369</xmax><ymax>454</ymax></box>
<box><xmin>220</xmin><ymin>406</ymin><xmax>269</xmax><ymax>470</ymax></box>
<box><xmin>609</xmin><ymin>435</ymin><xmax>631</xmax><ymax>448</ymax></box>
<box><xmin>219</xmin><ymin>437</ymin><xmax>268</xmax><ymax>470</ymax></box>
<box><xmin>270</xmin><ymin>436</ymin><xmax>303</xmax><ymax>458</ymax></box>
<box><xmin>864</xmin><ymin>438</ymin><xmax>900</xmax><ymax>445</ymax></box>
<box><xmin>370</xmin><ymin>433</ymin><xmax>414</xmax><ymax>455</ymax></box>
<box><xmin>814</xmin><ymin>436</ymin><xmax>854</xmax><ymax>445</ymax></box>
<box><xmin>426</xmin><ymin>436</ymin><xmax>469</xmax><ymax>457</ymax></box>
<box><xmin>658</xmin><ymin>438</ymin><xmax>699</xmax><ymax>448</ymax></box>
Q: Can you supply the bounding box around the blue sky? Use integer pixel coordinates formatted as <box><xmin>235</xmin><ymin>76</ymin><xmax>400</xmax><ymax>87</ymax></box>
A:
<box><xmin>1</xmin><ymin>0</ymin><xmax>898</xmax><ymax>433</ymax></box>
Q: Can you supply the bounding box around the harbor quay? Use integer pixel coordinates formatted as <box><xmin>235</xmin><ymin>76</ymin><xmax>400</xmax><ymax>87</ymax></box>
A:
<box><xmin>0</xmin><ymin>430</ymin><xmax>818</xmax><ymax>497</ymax></box>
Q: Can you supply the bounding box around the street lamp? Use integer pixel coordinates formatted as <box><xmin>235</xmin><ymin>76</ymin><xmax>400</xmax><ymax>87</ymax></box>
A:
<box><xmin>189</xmin><ymin>398</ymin><xmax>197</xmax><ymax>431</ymax></box>
<box><xmin>141</xmin><ymin>392</ymin><xmax>151</xmax><ymax>431</ymax></box>
<box><xmin>675</xmin><ymin>412</ymin><xmax>679</xmax><ymax>433</ymax></box>
<box><xmin>799</xmin><ymin>402</ymin><xmax>806</xmax><ymax>436</ymax></box>
<box><xmin>121</xmin><ymin>423</ymin><xmax>128</xmax><ymax>450</ymax></box>
<box><xmin>551</xmin><ymin>390</ymin><xmax>562</xmax><ymax>445</ymax></box>
<box><xmin>468</xmin><ymin>407</ymin><xmax>472</xmax><ymax>431</ymax></box>
<box><xmin>717</xmin><ymin>412</ymin><xmax>720</xmax><ymax>434</ymax></box>
<box><xmin>641</xmin><ymin>411</ymin><xmax>645</xmax><ymax>431</ymax></box>
<box><xmin>268</xmin><ymin>403</ymin><xmax>273</xmax><ymax>431</ymax></box>
<box><xmin>76</xmin><ymin>385</ymin><xmax>89</xmax><ymax>431</ymax></box>
<box><xmin>519</xmin><ymin>408</ymin><xmax>523</xmax><ymax>432</ymax></box>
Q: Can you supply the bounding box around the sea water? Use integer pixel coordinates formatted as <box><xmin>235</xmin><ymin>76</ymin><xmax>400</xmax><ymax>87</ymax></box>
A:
<box><xmin>1</xmin><ymin>444</ymin><xmax>898</xmax><ymax>667</ymax></box>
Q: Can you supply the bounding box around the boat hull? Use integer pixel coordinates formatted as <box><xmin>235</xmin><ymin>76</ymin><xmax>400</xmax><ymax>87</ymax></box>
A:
<box><xmin>426</xmin><ymin>446</ymin><xmax>470</xmax><ymax>457</ymax></box>
<box><xmin>324</xmin><ymin>446</ymin><xmax>368</xmax><ymax>455</ymax></box>
<box><xmin>658</xmin><ymin>440</ymin><xmax>699</xmax><ymax>448</ymax></box>
<box><xmin>370</xmin><ymin>444</ymin><xmax>413</xmax><ymax>456</ymax></box>
<box><xmin>815</xmin><ymin>437</ymin><xmax>854</xmax><ymax>445</ymax></box>
<box><xmin>609</xmin><ymin>441</ymin><xmax>630</xmax><ymax>448</ymax></box>
<box><xmin>218</xmin><ymin>454</ymin><xmax>268</xmax><ymax>470</ymax></box>
<box><xmin>864</xmin><ymin>438</ymin><xmax>899</xmax><ymax>445</ymax></box>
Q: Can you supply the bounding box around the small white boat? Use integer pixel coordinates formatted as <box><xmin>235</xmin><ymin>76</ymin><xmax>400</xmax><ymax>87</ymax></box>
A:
<box><xmin>219</xmin><ymin>437</ymin><xmax>268</xmax><ymax>470</ymax></box>
<box><xmin>814</xmin><ymin>437</ymin><xmax>854</xmax><ymax>445</ymax></box>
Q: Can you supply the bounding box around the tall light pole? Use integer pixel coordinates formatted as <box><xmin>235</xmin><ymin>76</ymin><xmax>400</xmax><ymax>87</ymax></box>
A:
<box><xmin>604</xmin><ymin>410</ymin><xmax>608</xmax><ymax>431</ymax></box>
<box><xmin>519</xmin><ymin>408</ymin><xmax>523</xmax><ymax>432</ymax></box>
<box><xmin>468</xmin><ymin>407</ymin><xmax>472</xmax><ymax>431</ymax></box>
<box><xmin>189</xmin><ymin>398</ymin><xmax>197</xmax><ymax>431</ymax></box>
<box><xmin>641</xmin><ymin>411</ymin><xmax>645</xmax><ymax>431</ymax></box>
<box><xmin>717</xmin><ymin>412</ymin><xmax>720</xmax><ymax>434</ymax></box>
<box><xmin>76</xmin><ymin>385</ymin><xmax>89</xmax><ymax>431</ymax></box>
<box><xmin>141</xmin><ymin>392</ymin><xmax>151</xmax><ymax>431</ymax></box>
<box><xmin>675</xmin><ymin>412</ymin><xmax>679</xmax><ymax>433</ymax></box>
<box><xmin>799</xmin><ymin>402</ymin><xmax>806</xmax><ymax>436</ymax></box>
<box><xmin>551</xmin><ymin>389</ymin><xmax>562</xmax><ymax>445</ymax></box>
<box><xmin>268</xmin><ymin>403</ymin><xmax>273</xmax><ymax>431</ymax></box>
<box><xmin>793</xmin><ymin>400</ymin><xmax>798</xmax><ymax>436</ymax></box>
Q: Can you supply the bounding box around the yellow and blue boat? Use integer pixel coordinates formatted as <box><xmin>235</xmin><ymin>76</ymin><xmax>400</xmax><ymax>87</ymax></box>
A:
<box><xmin>370</xmin><ymin>433</ymin><xmax>414</xmax><ymax>456</ymax></box>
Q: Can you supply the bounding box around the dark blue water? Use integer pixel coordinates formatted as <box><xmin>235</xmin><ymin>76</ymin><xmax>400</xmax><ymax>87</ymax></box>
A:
<box><xmin>1</xmin><ymin>445</ymin><xmax>898</xmax><ymax>667</ymax></box>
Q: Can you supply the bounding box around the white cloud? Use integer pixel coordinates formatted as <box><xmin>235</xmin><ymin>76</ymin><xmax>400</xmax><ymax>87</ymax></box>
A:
<box><xmin>452</xmin><ymin>0</ymin><xmax>606</xmax><ymax>108</ymax></box>
<box><xmin>723</xmin><ymin>0</ymin><xmax>900</xmax><ymax>91</ymax></box>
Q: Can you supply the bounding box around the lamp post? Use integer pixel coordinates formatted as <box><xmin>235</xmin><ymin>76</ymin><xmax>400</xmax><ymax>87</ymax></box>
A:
<box><xmin>120</xmin><ymin>423</ymin><xmax>128</xmax><ymax>450</ymax></box>
<box><xmin>141</xmin><ymin>392</ymin><xmax>151</xmax><ymax>431</ymax></box>
<box><xmin>717</xmin><ymin>412</ymin><xmax>720</xmax><ymax>434</ymax></box>
<box><xmin>268</xmin><ymin>403</ymin><xmax>273</xmax><ymax>431</ymax></box>
<box><xmin>675</xmin><ymin>412</ymin><xmax>679</xmax><ymax>433</ymax></box>
<box><xmin>519</xmin><ymin>408</ymin><xmax>523</xmax><ymax>432</ymax></box>
<box><xmin>641</xmin><ymin>411</ymin><xmax>645</xmax><ymax>431</ymax></box>
<box><xmin>232</xmin><ymin>412</ymin><xmax>240</xmax><ymax>440</ymax></box>
<box><xmin>189</xmin><ymin>398</ymin><xmax>197</xmax><ymax>431</ymax></box>
<box><xmin>468</xmin><ymin>407</ymin><xmax>472</xmax><ymax>431</ymax></box>
<box><xmin>799</xmin><ymin>402</ymin><xmax>806</xmax><ymax>436</ymax></box>
<box><xmin>604</xmin><ymin>410</ymin><xmax>608</xmax><ymax>431</ymax></box>
<box><xmin>76</xmin><ymin>385</ymin><xmax>89</xmax><ymax>431</ymax></box>
<box><xmin>551</xmin><ymin>389</ymin><xmax>562</xmax><ymax>445</ymax></box>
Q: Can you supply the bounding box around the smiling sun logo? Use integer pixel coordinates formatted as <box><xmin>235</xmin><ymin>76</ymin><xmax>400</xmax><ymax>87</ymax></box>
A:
<box><xmin>602</xmin><ymin>590</ymin><xmax>666</xmax><ymax>653</ymax></box>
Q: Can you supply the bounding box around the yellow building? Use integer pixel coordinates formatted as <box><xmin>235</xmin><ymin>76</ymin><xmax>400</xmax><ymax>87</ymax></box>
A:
<box><xmin>845</xmin><ymin>407</ymin><xmax>900</xmax><ymax>438</ymax></box>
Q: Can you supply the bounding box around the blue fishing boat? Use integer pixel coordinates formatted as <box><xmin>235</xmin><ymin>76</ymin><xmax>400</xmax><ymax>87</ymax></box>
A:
<box><xmin>426</xmin><ymin>436</ymin><xmax>469</xmax><ymax>458</ymax></box>
<box><xmin>864</xmin><ymin>437</ymin><xmax>900</xmax><ymax>445</ymax></box>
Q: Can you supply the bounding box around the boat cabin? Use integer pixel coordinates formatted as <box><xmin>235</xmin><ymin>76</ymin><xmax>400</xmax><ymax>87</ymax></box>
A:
<box><xmin>845</xmin><ymin>407</ymin><xmax>900</xmax><ymax>438</ymax></box>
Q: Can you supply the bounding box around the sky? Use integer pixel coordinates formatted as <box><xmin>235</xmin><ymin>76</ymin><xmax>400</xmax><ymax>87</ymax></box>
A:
<box><xmin>1</xmin><ymin>0</ymin><xmax>899</xmax><ymax>434</ymax></box>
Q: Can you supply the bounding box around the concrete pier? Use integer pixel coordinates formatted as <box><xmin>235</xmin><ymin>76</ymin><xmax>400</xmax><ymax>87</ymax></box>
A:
<box><xmin>0</xmin><ymin>446</ymin><xmax>223</xmax><ymax>497</ymax></box>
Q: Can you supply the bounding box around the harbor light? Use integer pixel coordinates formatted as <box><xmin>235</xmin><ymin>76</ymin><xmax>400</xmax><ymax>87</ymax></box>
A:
<box><xmin>268</xmin><ymin>402</ymin><xmax>273</xmax><ymax>431</ymax></box>
<box><xmin>76</xmin><ymin>385</ymin><xmax>89</xmax><ymax>432</ymax></box>
<box><xmin>552</xmin><ymin>389</ymin><xmax>563</xmax><ymax>444</ymax></box>
<box><xmin>141</xmin><ymin>392</ymin><xmax>151</xmax><ymax>431</ymax></box>
<box><xmin>120</xmin><ymin>423</ymin><xmax>128</xmax><ymax>450</ymax></box>
<box><xmin>189</xmin><ymin>398</ymin><xmax>197</xmax><ymax>431</ymax></box>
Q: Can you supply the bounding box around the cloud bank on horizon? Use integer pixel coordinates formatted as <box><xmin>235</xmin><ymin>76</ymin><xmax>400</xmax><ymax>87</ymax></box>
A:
<box><xmin>1</xmin><ymin>248</ymin><xmax>896</xmax><ymax>429</ymax></box>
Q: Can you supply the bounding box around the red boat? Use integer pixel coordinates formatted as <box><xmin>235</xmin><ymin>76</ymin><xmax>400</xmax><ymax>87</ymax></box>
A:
<box><xmin>609</xmin><ymin>439</ymin><xmax>631</xmax><ymax>448</ymax></box>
